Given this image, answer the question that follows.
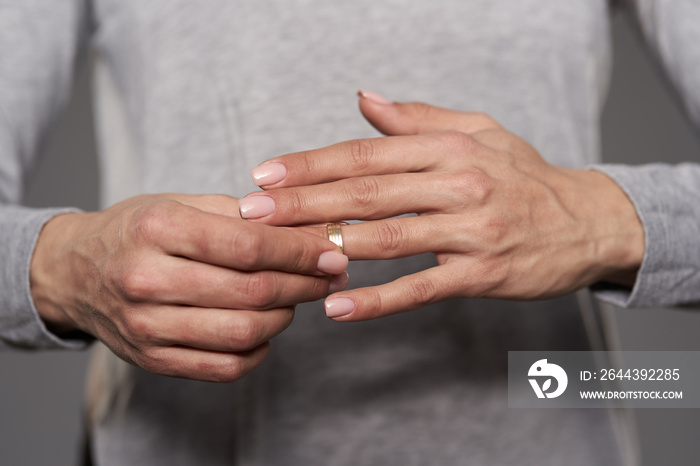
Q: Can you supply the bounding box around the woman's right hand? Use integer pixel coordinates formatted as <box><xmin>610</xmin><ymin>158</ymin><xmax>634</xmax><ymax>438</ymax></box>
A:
<box><xmin>29</xmin><ymin>193</ymin><xmax>348</xmax><ymax>382</ymax></box>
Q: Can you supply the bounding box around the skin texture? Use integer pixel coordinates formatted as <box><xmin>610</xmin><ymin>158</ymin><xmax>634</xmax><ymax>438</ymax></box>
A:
<box><xmin>30</xmin><ymin>193</ymin><xmax>348</xmax><ymax>382</ymax></box>
<box><xmin>241</xmin><ymin>93</ymin><xmax>645</xmax><ymax>321</ymax></box>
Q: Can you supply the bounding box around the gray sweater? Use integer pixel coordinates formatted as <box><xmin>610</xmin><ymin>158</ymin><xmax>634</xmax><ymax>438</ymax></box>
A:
<box><xmin>1</xmin><ymin>1</ymin><xmax>699</xmax><ymax>464</ymax></box>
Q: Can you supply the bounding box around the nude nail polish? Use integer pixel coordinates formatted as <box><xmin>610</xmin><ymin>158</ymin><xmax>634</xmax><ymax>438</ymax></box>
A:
<box><xmin>239</xmin><ymin>195</ymin><xmax>276</xmax><ymax>219</ymax></box>
<box><xmin>317</xmin><ymin>251</ymin><xmax>348</xmax><ymax>275</ymax></box>
<box><xmin>251</xmin><ymin>162</ymin><xmax>287</xmax><ymax>187</ymax></box>
<box><xmin>358</xmin><ymin>89</ymin><xmax>392</xmax><ymax>105</ymax></box>
<box><xmin>325</xmin><ymin>297</ymin><xmax>355</xmax><ymax>318</ymax></box>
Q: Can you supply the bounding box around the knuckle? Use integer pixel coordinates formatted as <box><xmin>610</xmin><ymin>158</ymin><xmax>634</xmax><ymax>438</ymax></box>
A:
<box><xmin>375</xmin><ymin>220</ymin><xmax>406</xmax><ymax>253</ymax></box>
<box><xmin>472</xmin><ymin>111</ymin><xmax>500</xmax><ymax>128</ymax></box>
<box><xmin>407</xmin><ymin>102</ymin><xmax>434</xmax><ymax>120</ymax></box>
<box><xmin>212</xmin><ymin>359</ymin><xmax>244</xmax><ymax>383</ymax></box>
<box><xmin>297</xmin><ymin>151</ymin><xmax>318</xmax><ymax>179</ymax></box>
<box><xmin>437</xmin><ymin>130</ymin><xmax>477</xmax><ymax>155</ymax></box>
<box><xmin>218</xmin><ymin>345</ymin><xmax>270</xmax><ymax>382</ymax></box>
<box><xmin>470</xmin><ymin>172</ymin><xmax>496</xmax><ymax>204</ymax></box>
<box><xmin>123</xmin><ymin>312</ymin><xmax>156</xmax><ymax>342</ymax></box>
<box><xmin>345</xmin><ymin>176</ymin><xmax>381</xmax><ymax>210</ymax></box>
<box><xmin>280</xmin><ymin>306</ymin><xmax>295</xmax><ymax>329</ymax></box>
<box><xmin>292</xmin><ymin>240</ymin><xmax>317</xmax><ymax>272</ymax></box>
<box><xmin>286</xmin><ymin>189</ymin><xmax>309</xmax><ymax>217</ymax></box>
<box><xmin>448</xmin><ymin>170</ymin><xmax>495</xmax><ymax>205</ymax></box>
<box><xmin>346</xmin><ymin>139</ymin><xmax>375</xmax><ymax>171</ymax></box>
<box><xmin>470</xmin><ymin>259</ymin><xmax>508</xmax><ymax>298</ymax></box>
<box><xmin>303</xmin><ymin>277</ymin><xmax>330</xmax><ymax>303</ymax></box>
<box><xmin>314</xmin><ymin>277</ymin><xmax>331</xmax><ymax>301</ymax></box>
<box><xmin>407</xmin><ymin>277</ymin><xmax>437</xmax><ymax>307</ymax></box>
<box><xmin>484</xmin><ymin>214</ymin><xmax>510</xmax><ymax>242</ymax></box>
<box><xmin>242</xmin><ymin>272</ymin><xmax>279</xmax><ymax>309</ymax></box>
<box><xmin>280</xmin><ymin>233</ymin><xmax>316</xmax><ymax>273</ymax></box>
<box><xmin>204</xmin><ymin>194</ymin><xmax>239</xmax><ymax>214</ymax></box>
<box><xmin>118</xmin><ymin>262</ymin><xmax>159</xmax><ymax>302</ymax></box>
<box><xmin>227</xmin><ymin>315</ymin><xmax>263</xmax><ymax>349</ymax></box>
<box><xmin>132</xmin><ymin>201</ymin><xmax>179</xmax><ymax>244</ymax></box>
<box><xmin>193</xmin><ymin>227</ymin><xmax>213</xmax><ymax>258</ymax></box>
<box><xmin>231</xmin><ymin>228</ymin><xmax>264</xmax><ymax>269</ymax></box>
<box><xmin>361</xmin><ymin>289</ymin><xmax>384</xmax><ymax>320</ymax></box>
<box><xmin>226</xmin><ymin>359</ymin><xmax>254</xmax><ymax>383</ymax></box>
<box><xmin>132</xmin><ymin>349</ymin><xmax>162</xmax><ymax>375</ymax></box>
<box><xmin>205</xmin><ymin>193</ymin><xmax>235</xmax><ymax>205</ymax></box>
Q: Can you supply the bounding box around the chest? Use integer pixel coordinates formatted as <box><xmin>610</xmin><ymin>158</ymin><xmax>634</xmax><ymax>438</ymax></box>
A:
<box><xmin>93</xmin><ymin>0</ymin><xmax>608</xmax><ymax>89</ymax></box>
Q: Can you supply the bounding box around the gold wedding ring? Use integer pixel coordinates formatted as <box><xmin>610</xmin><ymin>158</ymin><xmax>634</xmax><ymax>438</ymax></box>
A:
<box><xmin>327</xmin><ymin>223</ymin><xmax>345</xmax><ymax>254</ymax></box>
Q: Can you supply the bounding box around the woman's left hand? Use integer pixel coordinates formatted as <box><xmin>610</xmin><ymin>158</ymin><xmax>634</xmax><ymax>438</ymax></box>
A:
<box><xmin>239</xmin><ymin>92</ymin><xmax>645</xmax><ymax>321</ymax></box>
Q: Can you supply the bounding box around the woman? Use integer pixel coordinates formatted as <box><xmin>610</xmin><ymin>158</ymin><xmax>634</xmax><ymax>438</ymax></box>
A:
<box><xmin>1</xmin><ymin>1</ymin><xmax>698</xmax><ymax>464</ymax></box>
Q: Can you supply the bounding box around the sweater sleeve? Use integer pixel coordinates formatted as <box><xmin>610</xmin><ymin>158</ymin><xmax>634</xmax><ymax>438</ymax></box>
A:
<box><xmin>0</xmin><ymin>1</ymin><xmax>92</xmax><ymax>349</ymax></box>
<box><xmin>592</xmin><ymin>0</ymin><xmax>700</xmax><ymax>308</ymax></box>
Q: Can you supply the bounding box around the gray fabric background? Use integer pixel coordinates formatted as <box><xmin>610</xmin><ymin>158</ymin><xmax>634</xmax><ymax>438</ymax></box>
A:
<box><xmin>1</xmin><ymin>11</ymin><xmax>699</xmax><ymax>466</ymax></box>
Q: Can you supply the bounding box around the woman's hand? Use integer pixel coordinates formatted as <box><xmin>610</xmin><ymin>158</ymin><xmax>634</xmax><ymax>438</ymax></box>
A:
<box><xmin>239</xmin><ymin>92</ymin><xmax>644</xmax><ymax>321</ymax></box>
<box><xmin>30</xmin><ymin>193</ymin><xmax>348</xmax><ymax>381</ymax></box>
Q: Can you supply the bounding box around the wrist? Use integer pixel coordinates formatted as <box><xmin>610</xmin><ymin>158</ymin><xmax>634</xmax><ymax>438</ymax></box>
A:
<box><xmin>568</xmin><ymin>169</ymin><xmax>645</xmax><ymax>287</ymax></box>
<box><xmin>30</xmin><ymin>212</ymin><xmax>94</xmax><ymax>335</ymax></box>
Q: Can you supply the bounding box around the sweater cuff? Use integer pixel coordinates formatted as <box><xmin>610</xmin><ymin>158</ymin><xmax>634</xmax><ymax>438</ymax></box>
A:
<box><xmin>0</xmin><ymin>206</ymin><xmax>89</xmax><ymax>349</ymax></box>
<box><xmin>590</xmin><ymin>164</ymin><xmax>700</xmax><ymax>308</ymax></box>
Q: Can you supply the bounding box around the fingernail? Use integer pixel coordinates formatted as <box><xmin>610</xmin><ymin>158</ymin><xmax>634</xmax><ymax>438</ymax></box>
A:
<box><xmin>317</xmin><ymin>251</ymin><xmax>348</xmax><ymax>275</ymax></box>
<box><xmin>328</xmin><ymin>272</ymin><xmax>350</xmax><ymax>294</ymax></box>
<box><xmin>239</xmin><ymin>195</ymin><xmax>276</xmax><ymax>219</ymax></box>
<box><xmin>325</xmin><ymin>297</ymin><xmax>355</xmax><ymax>318</ymax></box>
<box><xmin>251</xmin><ymin>162</ymin><xmax>287</xmax><ymax>187</ymax></box>
<box><xmin>358</xmin><ymin>90</ymin><xmax>392</xmax><ymax>105</ymax></box>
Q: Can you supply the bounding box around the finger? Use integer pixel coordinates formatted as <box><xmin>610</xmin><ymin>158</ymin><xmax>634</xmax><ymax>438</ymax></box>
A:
<box><xmin>249</xmin><ymin>132</ymin><xmax>477</xmax><ymax>189</ymax></box>
<box><xmin>332</xmin><ymin>217</ymin><xmax>458</xmax><ymax>259</ymax></box>
<box><xmin>122</xmin><ymin>256</ymin><xmax>338</xmax><ymax>309</ymax></box>
<box><xmin>139</xmin><ymin>193</ymin><xmax>242</xmax><ymax>218</ymax></box>
<box><xmin>296</xmin><ymin>216</ymin><xmax>464</xmax><ymax>260</ymax></box>
<box><xmin>125</xmin><ymin>306</ymin><xmax>294</xmax><ymax>352</ymax></box>
<box><xmin>241</xmin><ymin>172</ymin><xmax>455</xmax><ymax>224</ymax></box>
<box><xmin>323</xmin><ymin>266</ymin><xmax>461</xmax><ymax>321</ymax></box>
<box><xmin>136</xmin><ymin>342</ymin><xmax>271</xmax><ymax>382</ymax></box>
<box><xmin>469</xmin><ymin>128</ymin><xmax>541</xmax><ymax>163</ymax></box>
<box><xmin>135</xmin><ymin>202</ymin><xmax>348</xmax><ymax>275</ymax></box>
<box><xmin>357</xmin><ymin>90</ymin><xmax>501</xmax><ymax>136</ymax></box>
<box><xmin>166</xmin><ymin>193</ymin><xmax>242</xmax><ymax>218</ymax></box>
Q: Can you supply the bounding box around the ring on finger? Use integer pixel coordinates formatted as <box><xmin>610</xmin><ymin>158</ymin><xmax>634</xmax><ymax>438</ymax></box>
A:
<box><xmin>326</xmin><ymin>223</ymin><xmax>346</xmax><ymax>254</ymax></box>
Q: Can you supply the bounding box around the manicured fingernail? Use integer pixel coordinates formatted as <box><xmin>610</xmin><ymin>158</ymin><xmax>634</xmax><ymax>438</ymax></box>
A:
<box><xmin>328</xmin><ymin>272</ymin><xmax>350</xmax><ymax>294</ymax></box>
<box><xmin>317</xmin><ymin>251</ymin><xmax>348</xmax><ymax>274</ymax></box>
<box><xmin>239</xmin><ymin>195</ymin><xmax>276</xmax><ymax>219</ymax></box>
<box><xmin>358</xmin><ymin>90</ymin><xmax>392</xmax><ymax>105</ymax></box>
<box><xmin>325</xmin><ymin>297</ymin><xmax>355</xmax><ymax>318</ymax></box>
<box><xmin>251</xmin><ymin>162</ymin><xmax>287</xmax><ymax>187</ymax></box>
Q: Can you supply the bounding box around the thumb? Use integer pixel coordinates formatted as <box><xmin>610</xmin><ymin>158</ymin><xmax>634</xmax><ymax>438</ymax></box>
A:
<box><xmin>357</xmin><ymin>90</ymin><xmax>500</xmax><ymax>136</ymax></box>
